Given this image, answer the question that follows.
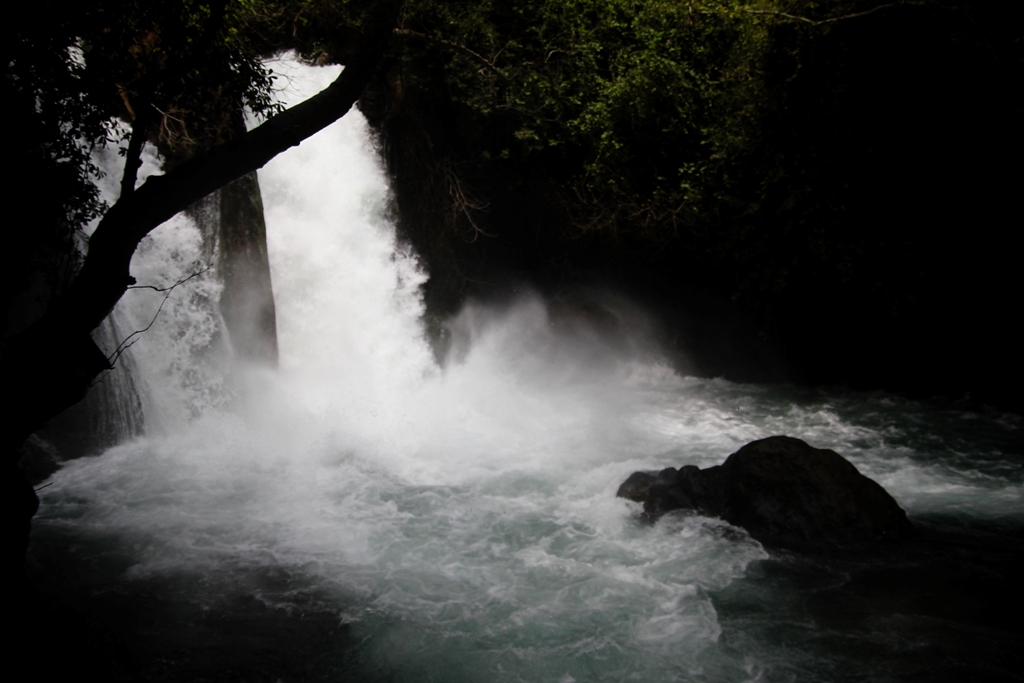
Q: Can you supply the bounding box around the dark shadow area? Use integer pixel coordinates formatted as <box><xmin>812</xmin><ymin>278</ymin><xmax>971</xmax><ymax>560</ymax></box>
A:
<box><xmin>711</xmin><ymin>515</ymin><xmax>1024</xmax><ymax>682</ymax></box>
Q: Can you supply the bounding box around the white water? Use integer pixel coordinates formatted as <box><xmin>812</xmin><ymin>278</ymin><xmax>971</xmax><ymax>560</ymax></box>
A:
<box><xmin>35</xmin><ymin>61</ymin><xmax>1024</xmax><ymax>682</ymax></box>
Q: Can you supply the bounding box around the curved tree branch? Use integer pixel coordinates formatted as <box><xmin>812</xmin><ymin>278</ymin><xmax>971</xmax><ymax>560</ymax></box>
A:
<box><xmin>2</xmin><ymin>0</ymin><xmax>403</xmax><ymax>448</ymax></box>
<box><xmin>55</xmin><ymin>0</ymin><xmax>401</xmax><ymax>337</ymax></box>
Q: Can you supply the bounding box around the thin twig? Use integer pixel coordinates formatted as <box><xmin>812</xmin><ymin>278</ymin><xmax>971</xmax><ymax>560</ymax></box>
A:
<box><xmin>442</xmin><ymin>158</ymin><xmax>494</xmax><ymax>241</ymax></box>
<box><xmin>744</xmin><ymin>2</ymin><xmax>921</xmax><ymax>27</ymax></box>
<box><xmin>106</xmin><ymin>266</ymin><xmax>211</xmax><ymax>368</ymax></box>
<box><xmin>126</xmin><ymin>265</ymin><xmax>211</xmax><ymax>293</ymax></box>
<box><xmin>152</xmin><ymin>104</ymin><xmax>197</xmax><ymax>149</ymax></box>
<box><xmin>395</xmin><ymin>29</ymin><xmax>511</xmax><ymax>80</ymax></box>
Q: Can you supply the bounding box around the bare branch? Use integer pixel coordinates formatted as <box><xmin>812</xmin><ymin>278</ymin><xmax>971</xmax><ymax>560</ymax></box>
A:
<box><xmin>744</xmin><ymin>2</ymin><xmax>925</xmax><ymax>27</ymax></box>
<box><xmin>90</xmin><ymin>265</ymin><xmax>214</xmax><ymax>380</ymax></box>
<box><xmin>396</xmin><ymin>29</ymin><xmax>510</xmax><ymax>80</ymax></box>
<box><xmin>107</xmin><ymin>265</ymin><xmax>213</xmax><ymax>368</ymax></box>
<box><xmin>441</xmin><ymin>158</ymin><xmax>494</xmax><ymax>242</ymax></box>
<box><xmin>152</xmin><ymin>104</ymin><xmax>197</xmax><ymax>150</ymax></box>
<box><xmin>126</xmin><ymin>265</ymin><xmax>211</xmax><ymax>293</ymax></box>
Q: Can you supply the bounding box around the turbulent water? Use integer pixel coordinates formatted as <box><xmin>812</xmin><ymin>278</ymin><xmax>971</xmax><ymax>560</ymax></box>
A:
<box><xmin>30</xmin><ymin>62</ymin><xmax>1023</xmax><ymax>682</ymax></box>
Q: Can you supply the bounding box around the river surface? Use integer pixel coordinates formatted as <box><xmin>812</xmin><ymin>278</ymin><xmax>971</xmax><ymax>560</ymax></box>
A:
<box><xmin>29</xmin><ymin>61</ymin><xmax>1023</xmax><ymax>682</ymax></box>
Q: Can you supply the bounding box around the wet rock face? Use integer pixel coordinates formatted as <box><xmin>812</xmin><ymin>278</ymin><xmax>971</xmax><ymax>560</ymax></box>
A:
<box><xmin>617</xmin><ymin>436</ymin><xmax>915</xmax><ymax>551</ymax></box>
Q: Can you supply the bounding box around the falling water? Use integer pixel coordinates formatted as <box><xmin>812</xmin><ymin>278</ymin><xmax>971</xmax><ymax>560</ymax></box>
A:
<box><xmin>29</xmin><ymin>60</ymin><xmax>1023</xmax><ymax>682</ymax></box>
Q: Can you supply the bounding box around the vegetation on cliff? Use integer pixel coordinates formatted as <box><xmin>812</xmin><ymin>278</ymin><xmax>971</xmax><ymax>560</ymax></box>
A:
<box><xmin>364</xmin><ymin>0</ymin><xmax>1021</xmax><ymax>406</ymax></box>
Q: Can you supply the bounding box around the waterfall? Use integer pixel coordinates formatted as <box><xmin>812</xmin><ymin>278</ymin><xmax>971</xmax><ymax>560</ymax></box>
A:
<box><xmin>29</xmin><ymin>58</ymin><xmax>1024</xmax><ymax>683</ymax></box>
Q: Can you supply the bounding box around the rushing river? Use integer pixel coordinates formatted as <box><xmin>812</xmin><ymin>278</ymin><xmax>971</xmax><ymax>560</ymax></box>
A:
<box><xmin>29</xmin><ymin>62</ymin><xmax>1023</xmax><ymax>682</ymax></box>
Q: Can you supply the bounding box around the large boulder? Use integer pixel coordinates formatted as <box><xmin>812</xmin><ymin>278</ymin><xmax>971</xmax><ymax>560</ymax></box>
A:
<box><xmin>617</xmin><ymin>436</ymin><xmax>914</xmax><ymax>550</ymax></box>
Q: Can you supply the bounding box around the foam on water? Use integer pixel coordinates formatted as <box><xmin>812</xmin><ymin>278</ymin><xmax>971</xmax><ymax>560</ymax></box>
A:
<box><xmin>35</xmin><ymin>59</ymin><xmax>1023</xmax><ymax>682</ymax></box>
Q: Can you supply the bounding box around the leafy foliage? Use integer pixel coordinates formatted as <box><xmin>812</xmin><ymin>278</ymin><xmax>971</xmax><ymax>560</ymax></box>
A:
<box><xmin>391</xmin><ymin>0</ymin><xmax>781</xmax><ymax>243</ymax></box>
<box><xmin>76</xmin><ymin>0</ymin><xmax>286</xmax><ymax>160</ymax></box>
<box><xmin>3</xmin><ymin>4</ymin><xmax>113</xmax><ymax>328</ymax></box>
<box><xmin>374</xmin><ymin>0</ymin><xmax>1021</xmax><ymax>401</ymax></box>
<box><xmin>1</xmin><ymin>0</ymin><xmax>297</xmax><ymax>330</ymax></box>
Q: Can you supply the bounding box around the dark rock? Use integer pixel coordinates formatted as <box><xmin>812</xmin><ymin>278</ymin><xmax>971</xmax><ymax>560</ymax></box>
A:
<box><xmin>218</xmin><ymin>169</ymin><xmax>279</xmax><ymax>366</ymax></box>
<box><xmin>617</xmin><ymin>436</ymin><xmax>914</xmax><ymax>550</ymax></box>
